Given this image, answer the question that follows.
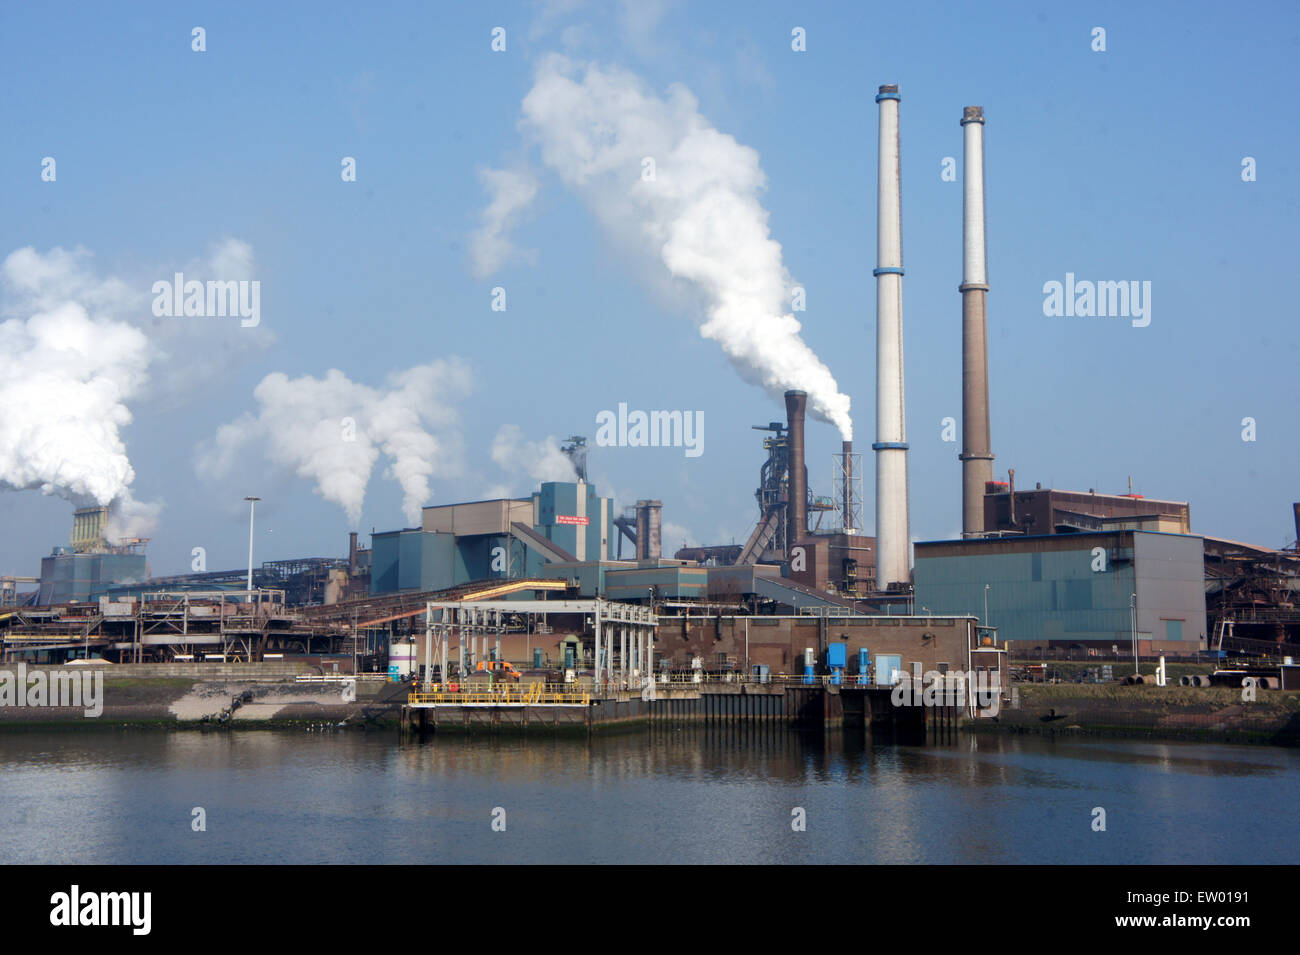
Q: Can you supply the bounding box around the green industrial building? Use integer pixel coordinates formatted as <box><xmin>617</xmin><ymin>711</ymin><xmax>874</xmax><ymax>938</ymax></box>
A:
<box><xmin>913</xmin><ymin>530</ymin><xmax>1207</xmax><ymax>653</ymax></box>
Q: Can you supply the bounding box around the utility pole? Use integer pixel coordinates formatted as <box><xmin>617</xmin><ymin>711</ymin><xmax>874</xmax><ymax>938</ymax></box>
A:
<box><xmin>244</xmin><ymin>497</ymin><xmax>260</xmax><ymax>592</ymax></box>
<box><xmin>1130</xmin><ymin>592</ymin><xmax>1139</xmax><ymax>676</ymax></box>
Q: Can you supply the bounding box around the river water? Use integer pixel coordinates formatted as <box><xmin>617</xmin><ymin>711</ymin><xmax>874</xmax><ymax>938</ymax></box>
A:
<box><xmin>0</xmin><ymin>727</ymin><xmax>1295</xmax><ymax>864</ymax></box>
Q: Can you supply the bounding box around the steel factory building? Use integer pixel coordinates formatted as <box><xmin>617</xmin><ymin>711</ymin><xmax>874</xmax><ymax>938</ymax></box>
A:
<box><xmin>371</xmin><ymin>480</ymin><xmax>617</xmax><ymax>594</ymax></box>
<box><xmin>914</xmin><ymin>530</ymin><xmax>1208</xmax><ymax>653</ymax></box>
<box><xmin>36</xmin><ymin>506</ymin><xmax>148</xmax><ymax>604</ymax></box>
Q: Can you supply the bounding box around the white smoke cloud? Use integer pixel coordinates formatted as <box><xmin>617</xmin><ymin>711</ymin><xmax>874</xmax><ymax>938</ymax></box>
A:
<box><xmin>661</xmin><ymin>519</ymin><xmax>693</xmax><ymax>557</ymax></box>
<box><xmin>0</xmin><ymin>252</ymin><xmax>160</xmax><ymax>535</ymax></box>
<box><xmin>490</xmin><ymin>425</ymin><xmax>578</xmax><ymax>488</ymax></box>
<box><xmin>0</xmin><ymin>241</ymin><xmax>271</xmax><ymax>540</ymax></box>
<box><xmin>469</xmin><ymin>168</ymin><xmax>539</xmax><ymax>277</ymax></box>
<box><xmin>488</xmin><ymin>55</ymin><xmax>852</xmax><ymax>439</ymax></box>
<box><xmin>204</xmin><ymin>237</ymin><xmax>256</xmax><ymax>282</ymax></box>
<box><xmin>105</xmin><ymin>491</ymin><xmax>165</xmax><ymax>541</ymax></box>
<box><xmin>200</xmin><ymin>360</ymin><xmax>473</xmax><ymax>526</ymax></box>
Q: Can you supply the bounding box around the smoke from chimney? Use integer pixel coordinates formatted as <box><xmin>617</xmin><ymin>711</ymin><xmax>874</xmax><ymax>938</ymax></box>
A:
<box><xmin>483</xmin><ymin>56</ymin><xmax>854</xmax><ymax>440</ymax></box>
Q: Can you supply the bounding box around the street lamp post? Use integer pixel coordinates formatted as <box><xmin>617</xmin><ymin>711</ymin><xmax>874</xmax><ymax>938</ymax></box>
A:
<box><xmin>984</xmin><ymin>584</ymin><xmax>990</xmax><ymax>628</ymax></box>
<box><xmin>1130</xmin><ymin>592</ymin><xmax>1139</xmax><ymax>676</ymax></box>
<box><xmin>244</xmin><ymin>497</ymin><xmax>260</xmax><ymax>592</ymax></box>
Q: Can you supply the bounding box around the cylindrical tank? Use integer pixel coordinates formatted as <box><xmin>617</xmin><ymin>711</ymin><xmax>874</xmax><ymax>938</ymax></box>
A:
<box><xmin>388</xmin><ymin>640</ymin><xmax>416</xmax><ymax>681</ymax></box>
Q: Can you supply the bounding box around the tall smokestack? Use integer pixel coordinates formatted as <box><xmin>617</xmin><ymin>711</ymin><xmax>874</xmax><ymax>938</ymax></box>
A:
<box><xmin>785</xmin><ymin>390</ymin><xmax>808</xmax><ymax>548</ymax></box>
<box><xmin>646</xmin><ymin>500</ymin><xmax>662</xmax><ymax>561</ymax></box>
<box><xmin>873</xmin><ymin>84</ymin><xmax>911</xmax><ymax>590</ymax></box>
<box><xmin>959</xmin><ymin>105</ymin><xmax>994</xmax><ymax>538</ymax></box>
<box><xmin>635</xmin><ymin>500</ymin><xmax>662</xmax><ymax>561</ymax></box>
<box><xmin>1293</xmin><ymin>503</ymin><xmax>1300</xmax><ymax>549</ymax></box>
<box><xmin>841</xmin><ymin>440</ymin><xmax>854</xmax><ymax>533</ymax></box>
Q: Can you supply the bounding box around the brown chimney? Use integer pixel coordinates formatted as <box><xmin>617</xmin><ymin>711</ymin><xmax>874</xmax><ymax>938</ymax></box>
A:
<box><xmin>635</xmin><ymin>500</ymin><xmax>663</xmax><ymax>561</ymax></box>
<box><xmin>785</xmin><ymin>391</ymin><xmax>808</xmax><ymax>547</ymax></box>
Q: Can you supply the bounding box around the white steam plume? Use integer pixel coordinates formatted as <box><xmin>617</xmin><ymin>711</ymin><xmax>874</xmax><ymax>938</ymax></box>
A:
<box><xmin>490</xmin><ymin>55</ymin><xmax>852</xmax><ymax>439</ymax></box>
<box><xmin>0</xmin><ymin>253</ymin><xmax>158</xmax><ymax>534</ymax></box>
<box><xmin>470</xmin><ymin>169</ymin><xmax>539</xmax><ymax>277</ymax></box>
<box><xmin>200</xmin><ymin>360</ymin><xmax>473</xmax><ymax>525</ymax></box>
<box><xmin>490</xmin><ymin>425</ymin><xmax>578</xmax><ymax>489</ymax></box>
<box><xmin>0</xmin><ymin>241</ymin><xmax>270</xmax><ymax>539</ymax></box>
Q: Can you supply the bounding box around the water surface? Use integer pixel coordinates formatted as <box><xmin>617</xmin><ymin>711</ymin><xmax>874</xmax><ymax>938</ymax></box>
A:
<box><xmin>0</xmin><ymin>727</ymin><xmax>1294</xmax><ymax>864</ymax></box>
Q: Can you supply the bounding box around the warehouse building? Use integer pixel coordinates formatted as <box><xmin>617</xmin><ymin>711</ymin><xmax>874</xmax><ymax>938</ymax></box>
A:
<box><xmin>913</xmin><ymin>530</ymin><xmax>1207</xmax><ymax>653</ymax></box>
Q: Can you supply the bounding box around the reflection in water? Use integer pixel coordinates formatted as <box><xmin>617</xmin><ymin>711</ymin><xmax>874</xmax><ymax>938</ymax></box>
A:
<box><xmin>0</xmin><ymin>728</ymin><xmax>1296</xmax><ymax>864</ymax></box>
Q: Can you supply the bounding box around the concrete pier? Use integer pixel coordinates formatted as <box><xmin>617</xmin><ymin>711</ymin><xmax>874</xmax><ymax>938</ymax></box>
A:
<box><xmin>400</xmin><ymin>682</ymin><xmax>960</xmax><ymax>737</ymax></box>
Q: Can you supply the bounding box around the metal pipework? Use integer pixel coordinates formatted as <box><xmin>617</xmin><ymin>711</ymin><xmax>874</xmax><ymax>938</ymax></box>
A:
<box><xmin>784</xmin><ymin>390</ymin><xmax>808</xmax><ymax>547</ymax></box>
<box><xmin>959</xmin><ymin>105</ymin><xmax>994</xmax><ymax>538</ymax></box>
<box><xmin>873</xmin><ymin>84</ymin><xmax>911</xmax><ymax>589</ymax></box>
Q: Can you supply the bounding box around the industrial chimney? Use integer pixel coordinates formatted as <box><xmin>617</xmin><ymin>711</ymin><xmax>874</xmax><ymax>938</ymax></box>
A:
<box><xmin>841</xmin><ymin>440</ymin><xmax>854</xmax><ymax>534</ymax></box>
<box><xmin>784</xmin><ymin>390</ymin><xmax>808</xmax><ymax>548</ymax></box>
<box><xmin>1293</xmin><ymin>503</ymin><xmax>1300</xmax><ymax>549</ymax></box>
<box><xmin>873</xmin><ymin>84</ymin><xmax>911</xmax><ymax>590</ymax></box>
<box><xmin>635</xmin><ymin>500</ymin><xmax>663</xmax><ymax>561</ymax></box>
<box><xmin>959</xmin><ymin>105</ymin><xmax>994</xmax><ymax>538</ymax></box>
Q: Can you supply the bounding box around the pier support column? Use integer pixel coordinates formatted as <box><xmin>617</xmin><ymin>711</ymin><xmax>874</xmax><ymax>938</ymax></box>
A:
<box><xmin>594</xmin><ymin>603</ymin><xmax>603</xmax><ymax>688</ymax></box>
<box><xmin>439</xmin><ymin>625</ymin><xmax>448</xmax><ymax>683</ymax></box>
<box><xmin>620</xmin><ymin>627</ymin><xmax>628</xmax><ymax>689</ymax></box>
<box><xmin>456</xmin><ymin>620</ymin><xmax>465</xmax><ymax>680</ymax></box>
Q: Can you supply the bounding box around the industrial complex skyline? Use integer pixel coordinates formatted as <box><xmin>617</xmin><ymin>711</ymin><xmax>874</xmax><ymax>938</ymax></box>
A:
<box><xmin>2</xmin><ymin>1</ymin><xmax>1298</xmax><ymax>578</ymax></box>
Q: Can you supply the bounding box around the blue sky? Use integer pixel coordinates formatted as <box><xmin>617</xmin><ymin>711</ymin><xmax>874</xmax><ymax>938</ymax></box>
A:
<box><xmin>1</xmin><ymin>0</ymin><xmax>1297</xmax><ymax>578</ymax></box>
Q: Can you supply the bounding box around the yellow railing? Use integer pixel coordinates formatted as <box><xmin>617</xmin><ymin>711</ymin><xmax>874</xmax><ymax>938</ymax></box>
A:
<box><xmin>409</xmin><ymin>683</ymin><xmax>590</xmax><ymax>706</ymax></box>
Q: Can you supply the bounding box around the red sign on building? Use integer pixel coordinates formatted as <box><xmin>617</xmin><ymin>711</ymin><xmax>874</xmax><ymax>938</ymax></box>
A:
<box><xmin>555</xmin><ymin>515</ymin><xmax>589</xmax><ymax>526</ymax></box>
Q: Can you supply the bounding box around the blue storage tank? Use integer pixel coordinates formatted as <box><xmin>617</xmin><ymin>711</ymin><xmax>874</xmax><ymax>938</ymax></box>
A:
<box><xmin>826</xmin><ymin>642</ymin><xmax>846</xmax><ymax>685</ymax></box>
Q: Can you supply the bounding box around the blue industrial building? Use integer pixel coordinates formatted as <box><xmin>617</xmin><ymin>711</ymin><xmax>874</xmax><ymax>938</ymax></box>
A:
<box><xmin>36</xmin><ymin>506</ymin><xmax>150</xmax><ymax>604</ymax></box>
<box><xmin>370</xmin><ymin>481</ymin><xmax>616</xmax><ymax>595</ymax></box>
<box><xmin>37</xmin><ymin>549</ymin><xmax>149</xmax><ymax>604</ymax></box>
<box><xmin>913</xmin><ymin>530</ymin><xmax>1207</xmax><ymax>653</ymax></box>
